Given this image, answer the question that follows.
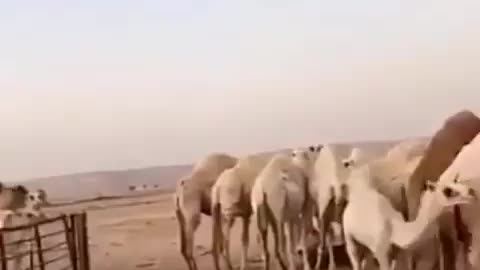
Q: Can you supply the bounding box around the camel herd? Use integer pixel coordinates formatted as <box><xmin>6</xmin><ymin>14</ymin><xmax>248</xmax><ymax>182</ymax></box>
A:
<box><xmin>174</xmin><ymin>110</ymin><xmax>480</xmax><ymax>270</ymax></box>
<box><xmin>0</xmin><ymin>184</ymin><xmax>48</xmax><ymax>270</ymax></box>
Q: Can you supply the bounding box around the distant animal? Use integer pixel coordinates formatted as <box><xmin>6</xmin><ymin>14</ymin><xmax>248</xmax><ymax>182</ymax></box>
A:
<box><xmin>211</xmin><ymin>153</ymin><xmax>273</xmax><ymax>270</ymax></box>
<box><xmin>251</xmin><ymin>145</ymin><xmax>320</xmax><ymax>270</ymax></box>
<box><xmin>174</xmin><ymin>153</ymin><xmax>238</xmax><ymax>270</ymax></box>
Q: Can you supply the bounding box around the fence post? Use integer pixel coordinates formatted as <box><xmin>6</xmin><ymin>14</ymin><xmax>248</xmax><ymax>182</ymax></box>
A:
<box><xmin>75</xmin><ymin>212</ymin><xmax>90</xmax><ymax>270</ymax></box>
<box><xmin>0</xmin><ymin>232</ymin><xmax>7</xmax><ymax>270</ymax></box>
<box><xmin>29</xmin><ymin>236</ymin><xmax>34</xmax><ymax>270</ymax></box>
<box><xmin>64</xmin><ymin>215</ymin><xmax>78</xmax><ymax>270</ymax></box>
<box><xmin>34</xmin><ymin>225</ymin><xmax>45</xmax><ymax>270</ymax></box>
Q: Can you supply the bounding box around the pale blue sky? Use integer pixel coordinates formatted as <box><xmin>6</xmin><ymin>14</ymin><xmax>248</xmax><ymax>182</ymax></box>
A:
<box><xmin>1</xmin><ymin>1</ymin><xmax>480</xmax><ymax>180</ymax></box>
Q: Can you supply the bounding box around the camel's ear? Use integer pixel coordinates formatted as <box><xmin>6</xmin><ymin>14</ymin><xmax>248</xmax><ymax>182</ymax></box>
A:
<box><xmin>15</xmin><ymin>185</ymin><xmax>29</xmax><ymax>195</ymax></box>
<box><xmin>316</xmin><ymin>144</ymin><xmax>323</xmax><ymax>152</ymax></box>
<box><xmin>425</xmin><ymin>180</ymin><xmax>436</xmax><ymax>192</ymax></box>
<box><xmin>309</xmin><ymin>146</ymin><xmax>315</xmax><ymax>152</ymax></box>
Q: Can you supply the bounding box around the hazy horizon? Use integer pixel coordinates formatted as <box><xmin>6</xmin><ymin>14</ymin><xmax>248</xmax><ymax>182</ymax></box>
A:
<box><xmin>1</xmin><ymin>1</ymin><xmax>480</xmax><ymax>181</ymax></box>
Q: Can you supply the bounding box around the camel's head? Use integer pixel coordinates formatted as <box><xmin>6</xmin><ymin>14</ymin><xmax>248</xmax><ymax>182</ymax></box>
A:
<box><xmin>342</xmin><ymin>147</ymin><xmax>372</xmax><ymax>169</ymax></box>
<box><xmin>424</xmin><ymin>175</ymin><xmax>477</xmax><ymax>207</ymax></box>
<box><xmin>25</xmin><ymin>189</ymin><xmax>48</xmax><ymax>211</ymax></box>
<box><xmin>0</xmin><ymin>184</ymin><xmax>29</xmax><ymax>211</ymax></box>
<box><xmin>291</xmin><ymin>144</ymin><xmax>322</xmax><ymax>173</ymax></box>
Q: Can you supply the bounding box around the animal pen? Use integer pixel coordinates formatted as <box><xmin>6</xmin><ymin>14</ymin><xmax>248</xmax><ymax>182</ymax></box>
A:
<box><xmin>0</xmin><ymin>212</ymin><xmax>90</xmax><ymax>270</ymax></box>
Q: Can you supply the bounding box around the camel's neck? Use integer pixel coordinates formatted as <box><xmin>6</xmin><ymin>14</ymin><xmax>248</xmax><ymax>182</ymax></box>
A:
<box><xmin>391</xmin><ymin>191</ymin><xmax>443</xmax><ymax>249</ymax></box>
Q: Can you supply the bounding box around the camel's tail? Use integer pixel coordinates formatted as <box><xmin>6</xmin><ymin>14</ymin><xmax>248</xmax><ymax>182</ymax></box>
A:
<box><xmin>255</xmin><ymin>192</ymin><xmax>268</xmax><ymax>234</ymax></box>
<box><xmin>211</xmin><ymin>188</ymin><xmax>223</xmax><ymax>270</ymax></box>
<box><xmin>399</xmin><ymin>185</ymin><xmax>409</xmax><ymax>220</ymax></box>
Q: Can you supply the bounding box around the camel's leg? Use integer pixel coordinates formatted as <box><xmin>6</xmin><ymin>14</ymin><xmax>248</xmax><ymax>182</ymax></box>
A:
<box><xmin>374</xmin><ymin>249</ymin><xmax>391</xmax><ymax>270</ymax></box>
<box><xmin>325</xmin><ymin>232</ymin><xmax>336</xmax><ymax>270</ymax></box>
<box><xmin>286</xmin><ymin>221</ymin><xmax>300</xmax><ymax>270</ymax></box>
<box><xmin>439</xmin><ymin>221</ymin><xmax>457</xmax><ymax>270</ymax></box>
<box><xmin>272</xmin><ymin>220</ymin><xmax>288</xmax><ymax>270</ymax></box>
<box><xmin>221</xmin><ymin>217</ymin><xmax>235</xmax><ymax>270</ymax></box>
<box><xmin>240</xmin><ymin>216</ymin><xmax>251</xmax><ymax>270</ymax></box>
<box><xmin>361</xmin><ymin>254</ymin><xmax>375</xmax><ymax>270</ymax></box>
<box><xmin>313</xmin><ymin>215</ymin><xmax>325</xmax><ymax>270</ymax></box>
<box><xmin>299</xmin><ymin>201</ymin><xmax>315</xmax><ymax>270</ymax></box>
<box><xmin>259</xmin><ymin>220</ymin><xmax>270</xmax><ymax>270</ymax></box>
<box><xmin>344</xmin><ymin>233</ymin><xmax>361</xmax><ymax>270</ymax></box>
<box><xmin>186</xmin><ymin>217</ymin><xmax>201</xmax><ymax>270</ymax></box>
<box><xmin>176</xmin><ymin>207</ymin><xmax>200</xmax><ymax>270</ymax></box>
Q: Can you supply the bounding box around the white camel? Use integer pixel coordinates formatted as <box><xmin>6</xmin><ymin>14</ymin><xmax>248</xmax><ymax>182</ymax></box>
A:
<box><xmin>0</xmin><ymin>189</ymin><xmax>48</xmax><ymax>270</ymax></box>
<box><xmin>251</xmin><ymin>145</ymin><xmax>321</xmax><ymax>270</ymax></box>
<box><xmin>343</xmin><ymin>162</ymin><xmax>476</xmax><ymax>270</ymax></box>
<box><xmin>174</xmin><ymin>153</ymin><xmax>238</xmax><ymax>270</ymax></box>
<box><xmin>342</xmin><ymin>142</ymin><xmax>426</xmax><ymax>212</ymax></box>
<box><xmin>435</xmin><ymin>133</ymin><xmax>480</xmax><ymax>269</ymax></box>
<box><xmin>210</xmin><ymin>152</ymin><xmax>273</xmax><ymax>270</ymax></box>
<box><xmin>308</xmin><ymin>144</ymin><xmax>359</xmax><ymax>270</ymax></box>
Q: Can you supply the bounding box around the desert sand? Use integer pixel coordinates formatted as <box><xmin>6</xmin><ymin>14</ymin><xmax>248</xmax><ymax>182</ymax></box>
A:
<box><xmin>40</xmin><ymin>189</ymin><xmax>351</xmax><ymax>270</ymax></box>
<box><xmin>44</xmin><ymin>191</ymin><xmax>264</xmax><ymax>270</ymax></box>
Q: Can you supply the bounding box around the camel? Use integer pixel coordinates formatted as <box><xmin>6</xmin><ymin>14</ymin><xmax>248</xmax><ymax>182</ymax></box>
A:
<box><xmin>339</xmin><ymin>141</ymin><xmax>427</xmax><ymax>269</ymax></box>
<box><xmin>0</xmin><ymin>183</ymin><xmax>29</xmax><ymax>210</ymax></box>
<box><xmin>211</xmin><ymin>152</ymin><xmax>273</xmax><ymax>270</ymax></box>
<box><xmin>307</xmin><ymin>144</ymin><xmax>360</xmax><ymax>270</ymax></box>
<box><xmin>343</xmin><ymin>167</ymin><xmax>477</xmax><ymax>270</ymax></box>
<box><xmin>0</xmin><ymin>189</ymin><xmax>48</xmax><ymax>270</ymax></box>
<box><xmin>435</xmin><ymin>132</ymin><xmax>480</xmax><ymax>269</ymax></box>
<box><xmin>251</xmin><ymin>145</ymin><xmax>321</xmax><ymax>270</ymax></box>
<box><xmin>406</xmin><ymin>110</ymin><xmax>480</xmax><ymax>270</ymax></box>
<box><xmin>174</xmin><ymin>153</ymin><xmax>238</xmax><ymax>270</ymax></box>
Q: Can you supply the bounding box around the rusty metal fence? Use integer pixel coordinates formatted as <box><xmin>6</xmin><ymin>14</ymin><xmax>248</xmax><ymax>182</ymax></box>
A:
<box><xmin>0</xmin><ymin>212</ymin><xmax>90</xmax><ymax>270</ymax></box>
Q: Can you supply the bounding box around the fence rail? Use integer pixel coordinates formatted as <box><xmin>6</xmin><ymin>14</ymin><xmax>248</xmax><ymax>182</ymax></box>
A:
<box><xmin>0</xmin><ymin>212</ymin><xmax>90</xmax><ymax>270</ymax></box>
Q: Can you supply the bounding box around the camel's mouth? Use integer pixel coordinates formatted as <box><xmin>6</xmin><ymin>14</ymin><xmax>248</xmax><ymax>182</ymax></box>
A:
<box><xmin>450</xmin><ymin>194</ymin><xmax>477</xmax><ymax>206</ymax></box>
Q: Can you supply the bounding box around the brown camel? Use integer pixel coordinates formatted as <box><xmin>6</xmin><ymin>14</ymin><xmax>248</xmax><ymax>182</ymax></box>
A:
<box><xmin>0</xmin><ymin>183</ymin><xmax>29</xmax><ymax>210</ymax></box>
<box><xmin>174</xmin><ymin>153</ymin><xmax>238</xmax><ymax>270</ymax></box>
<box><xmin>406</xmin><ymin>110</ymin><xmax>480</xmax><ymax>270</ymax></box>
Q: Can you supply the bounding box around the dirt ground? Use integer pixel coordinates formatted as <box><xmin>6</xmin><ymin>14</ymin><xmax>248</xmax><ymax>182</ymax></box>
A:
<box><xmin>42</xmin><ymin>191</ymin><xmax>350</xmax><ymax>270</ymax></box>
<box><xmin>44</xmin><ymin>192</ymin><xmax>266</xmax><ymax>270</ymax></box>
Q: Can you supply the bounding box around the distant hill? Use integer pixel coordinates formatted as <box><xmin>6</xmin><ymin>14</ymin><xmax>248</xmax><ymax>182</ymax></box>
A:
<box><xmin>16</xmin><ymin>164</ymin><xmax>192</xmax><ymax>201</ymax></box>
<box><xmin>13</xmin><ymin>137</ymin><xmax>428</xmax><ymax>202</ymax></box>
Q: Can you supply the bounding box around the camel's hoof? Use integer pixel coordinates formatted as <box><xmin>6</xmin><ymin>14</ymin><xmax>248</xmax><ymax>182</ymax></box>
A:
<box><xmin>327</xmin><ymin>264</ymin><xmax>336</xmax><ymax>270</ymax></box>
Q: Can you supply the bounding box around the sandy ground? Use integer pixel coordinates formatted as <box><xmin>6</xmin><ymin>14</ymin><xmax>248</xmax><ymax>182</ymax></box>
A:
<box><xmin>36</xmin><ymin>191</ymin><xmax>352</xmax><ymax>270</ymax></box>
<box><xmin>43</xmin><ymin>192</ymin><xmax>266</xmax><ymax>270</ymax></box>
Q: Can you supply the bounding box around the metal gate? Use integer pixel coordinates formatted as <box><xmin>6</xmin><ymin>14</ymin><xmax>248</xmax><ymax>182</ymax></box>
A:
<box><xmin>0</xmin><ymin>212</ymin><xmax>90</xmax><ymax>270</ymax></box>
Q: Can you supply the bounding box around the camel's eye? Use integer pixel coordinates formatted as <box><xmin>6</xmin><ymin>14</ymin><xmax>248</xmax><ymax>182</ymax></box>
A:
<box><xmin>443</xmin><ymin>187</ymin><xmax>454</xmax><ymax>198</ymax></box>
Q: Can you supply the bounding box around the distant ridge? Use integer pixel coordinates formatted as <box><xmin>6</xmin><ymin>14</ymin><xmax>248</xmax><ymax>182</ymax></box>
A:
<box><xmin>13</xmin><ymin>137</ymin><xmax>429</xmax><ymax>202</ymax></box>
<box><xmin>16</xmin><ymin>164</ymin><xmax>192</xmax><ymax>201</ymax></box>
